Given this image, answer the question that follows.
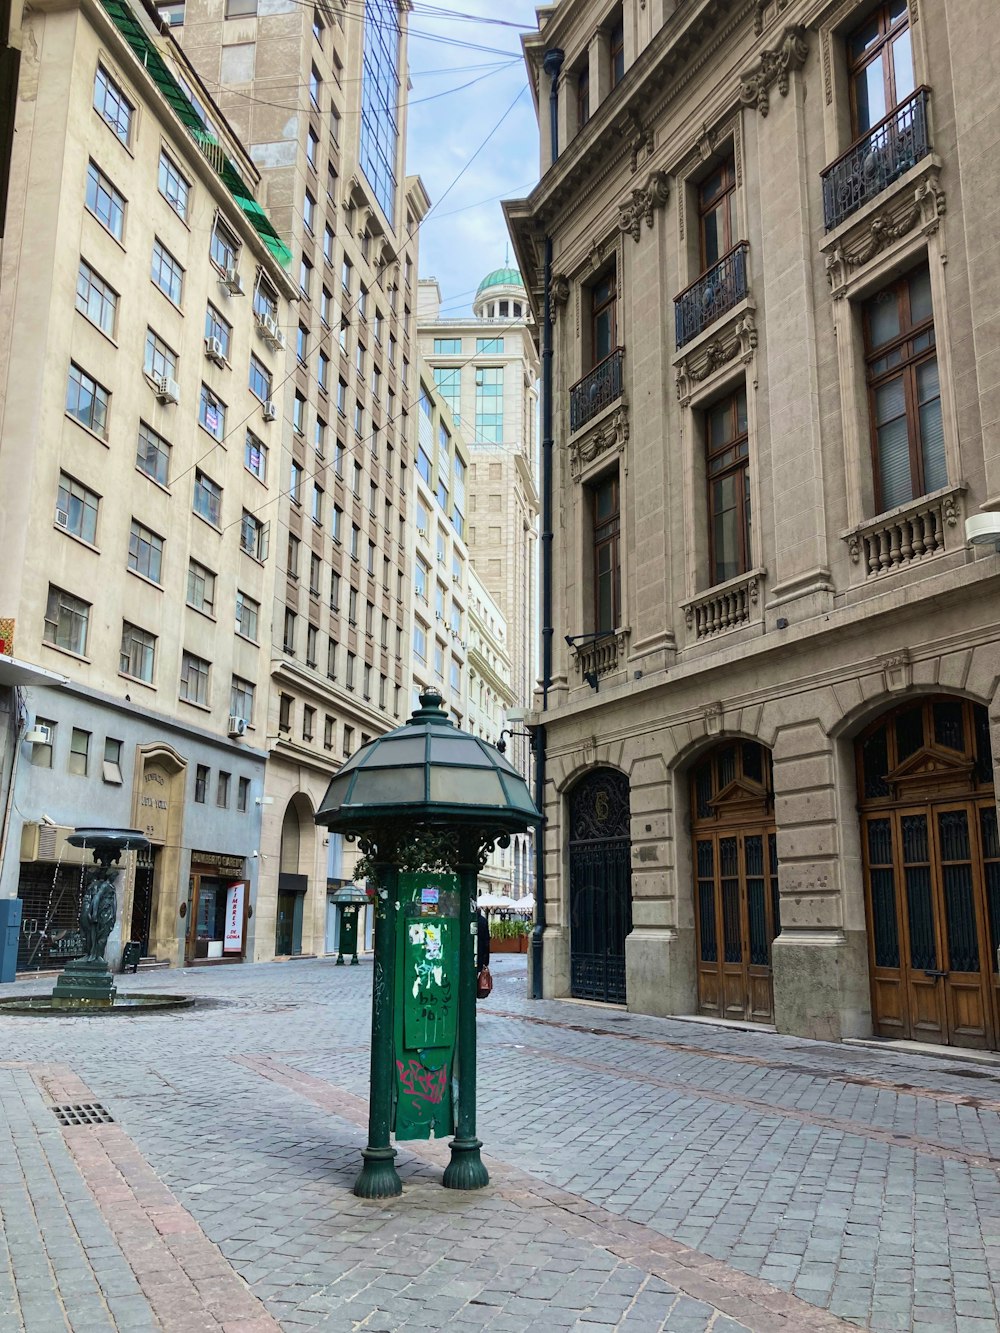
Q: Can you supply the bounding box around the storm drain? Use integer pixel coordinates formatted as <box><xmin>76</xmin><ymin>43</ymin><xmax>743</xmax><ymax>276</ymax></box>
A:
<box><xmin>51</xmin><ymin>1103</ymin><xmax>114</xmax><ymax>1126</ymax></box>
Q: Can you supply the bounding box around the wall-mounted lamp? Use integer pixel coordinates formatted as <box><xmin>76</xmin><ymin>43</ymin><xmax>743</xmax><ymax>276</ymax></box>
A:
<box><xmin>583</xmin><ymin>671</ymin><xmax>600</xmax><ymax>692</ymax></box>
<box><xmin>255</xmin><ymin>797</ymin><xmax>274</xmax><ymax>806</ymax></box>
<box><xmin>966</xmin><ymin>513</ymin><xmax>1000</xmax><ymax>553</ymax></box>
<box><xmin>496</xmin><ymin>727</ymin><xmax>532</xmax><ymax>755</ymax></box>
<box><xmin>565</xmin><ymin>631</ymin><xmax>613</xmax><ymax>647</ymax></box>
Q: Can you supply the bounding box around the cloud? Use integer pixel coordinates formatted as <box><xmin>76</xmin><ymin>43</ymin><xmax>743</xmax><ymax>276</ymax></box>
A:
<box><xmin>404</xmin><ymin>2</ymin><xmax>540</xmax><ymax>315</ymax></box>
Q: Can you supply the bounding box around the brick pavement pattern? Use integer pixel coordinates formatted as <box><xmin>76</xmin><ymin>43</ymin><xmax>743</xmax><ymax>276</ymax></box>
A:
<box><xmin>2</xmin><ymin>956</ymin><xmax>1000</xmax><ymax>1331</ymax></box>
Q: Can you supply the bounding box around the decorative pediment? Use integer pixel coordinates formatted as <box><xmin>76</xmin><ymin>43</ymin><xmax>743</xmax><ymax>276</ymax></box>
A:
<box><xmin>825</xmin><ymin>166</ymin><xmax>945</xmax><ymax>297</ymax></box>
<box><xmin>675</xmin><ymin>306</ymin><xmax>757</xmax><ymax>405</ymax></box>
<box><xmin>618</xmin><ymin>170</ymin><xmax>670</xmax><ymax>242</ymax></box>
<box><xmin>739</xmin><ymin>25</ymin><xmax>808</xmax><ymax>117</ymax></box>
<box><xmin>569</xmin><ymin>406</ymin><xmax>629</xmax><ymax>481</ymax></box>
<box><xmin>710</xmin><ymin>776</ymin><xmax>771</xmax><ymax>819</ymax></box>
<box><xmin>886</xmin><ymin>745</ymin><xmax>975</xmax><ymax>797</ymax></box>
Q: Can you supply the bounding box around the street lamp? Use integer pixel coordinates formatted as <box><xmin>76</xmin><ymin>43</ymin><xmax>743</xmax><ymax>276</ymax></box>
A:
<box><xmin>315</xmin><ymin>689</ymin><xmax>540</xmax><ymax>1199</ymax></box>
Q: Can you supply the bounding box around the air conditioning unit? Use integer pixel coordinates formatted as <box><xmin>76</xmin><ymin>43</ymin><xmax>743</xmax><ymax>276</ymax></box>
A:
<box><xmin>223</xmin><ymin>266</ymin><xmax>244</xmax><ymax>295</ymax></box>
<box><xmin>155</xmin><ymin>376</ymin><xmax>180</xmax><ymax>405</ymax></box>
<box><xmin>55</xmin><ymin>508</ymin><xmax>69</xmax><ymax>529</ymax></box>
<box><xmin>262</xmin><ymin>401</ymin><xmax>278</xmax><ymax>423</ymax></box>
<box><xmin>228</xmin><ymin>716</ymin><xmax>248</xmax><ymax>739</ymax></box>
<box><xmin>435</xmin><ymin>612</ymin><xmax>443</xmax><ymax>622</ymax></box>
<box><xmin>20</xmin><ymin>822</ymin><xmax>90</xmax><ymax>866</ymax></box>
<box><xmin>204</xmin><ymin>336</ymin><xmax>226</xmax><ymax>365</ymax></box>
<box><xmin>274</xmin><ymin>329</ymin><xmax>287</xmax><ymax>350</ymax></box>
<box><xmin>26</xmin><ymin>724</ymin><xmax>52</xmax><ymax>745</ymax></box>
<box><xmin>452</xmin><ymin>573</ymin><xmax>460</xmax><ymax>583</ymax></box>
<box><xmin>261</xmin><ymin>313</ymin><xmax>279</xmax><ymax>339</ymax></box>
<box><xmin>416</xmin><ymin>525</ymin><xmax>426</xmax><ymax>537</ymax></box>
<box><xmin>437</xmin><ymin>553</ymin><xmax>445</xmax><ymax>564</ymax></box>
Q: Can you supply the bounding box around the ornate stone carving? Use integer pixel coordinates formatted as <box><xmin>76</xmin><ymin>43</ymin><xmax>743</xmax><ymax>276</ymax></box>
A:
<box><xmin>753</xmin><ymin>0</ymin><xmax>789</xmax><ymax>35</ymax></box>
<box><xmin>881</xmin><ymin>649</ymin><xmax>912</xmax><ymax>694</ymax></box>
<box><xmin>675</xmin><ymin>308</ymin><xmax>757</xmax><ymax>405</ymax></box>
<box><xmin>704</xmin><ymin>701</ymin><xmax>724</xmax><ymax>735</ymax></box>
<box><xmin>740</xmin><ymin>25</ymin><xmax>809</xmax><ymax>117</ymax></box>
<box><xmin>551</xmin><ymin>273</ymin><xmax>570</xmax><ymax>318</ymax></box>
<box><xmin>826</xmin><ymin>169</ymin><xmax>946</xmax><ymax>296</ymax></box>
<box><xmin>618</xmin><ymin>170</ymin><xmax>670</xmax><ymax>242</ymax></box>
<box><xmin>942</xmin><ymin>493</ymin><xmax>959</xmax><ymax>527</ymax></box>
<box><xmin>847</xmin><ymin>533</ymin><xmax>862</xmax><ymax>564</ymax></box>
<box><xmin>617</xmin><ymin>109</ymin><xmax>653</xmax><ymax>173</ymax></box>
<box><xmin>569</xmin><ymin>406</ymin><xmax>629</xmax><ymax>480</ymax></box>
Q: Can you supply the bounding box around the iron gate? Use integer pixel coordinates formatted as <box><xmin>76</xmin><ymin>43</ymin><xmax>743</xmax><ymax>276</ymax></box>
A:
<box><xmin>569</xmin><ymin>769</ymin><xmax>632</xmax><ymax>1004</ymax></box>
<box><xmin>131</xmin><ymin>846</ymin><xmax>155</xmax><ymax>955</ymax></box>
<box><xmin>16</xmin><ymin>864</ymin><xmax>87</xmax><ymax>972</ymax></box>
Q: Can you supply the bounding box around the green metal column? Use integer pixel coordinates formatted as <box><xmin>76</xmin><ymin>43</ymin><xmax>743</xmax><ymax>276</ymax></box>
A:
<box><xmin>354</xmin><ymin>863</ymin><xmax>402</xmax><ymax>1198</ymax></box>
<box><xmin>443</xmin><ymin>863</ymin><xmax>488</xmax><ymax>1190</ymax></box>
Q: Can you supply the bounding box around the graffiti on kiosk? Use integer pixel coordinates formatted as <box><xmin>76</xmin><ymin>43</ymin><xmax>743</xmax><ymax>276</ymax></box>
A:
<box><xmin>395</xmin><ymin>1058</ymin><xmax>448</xmax><ymax>1105</ymax></box>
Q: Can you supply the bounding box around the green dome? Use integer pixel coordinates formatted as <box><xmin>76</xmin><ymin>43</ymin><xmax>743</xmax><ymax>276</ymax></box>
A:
<box><xmin>476</xmin><ymin>266</ymin><xmax>525</xmax><ymax>296</ymax></box>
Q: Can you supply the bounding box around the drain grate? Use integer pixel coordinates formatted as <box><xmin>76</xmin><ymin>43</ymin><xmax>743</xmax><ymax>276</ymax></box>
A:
<box><xmin>51</xmin><ymin>1103</ymin><xmax>114</xmax><ymax>1126</ymax></box>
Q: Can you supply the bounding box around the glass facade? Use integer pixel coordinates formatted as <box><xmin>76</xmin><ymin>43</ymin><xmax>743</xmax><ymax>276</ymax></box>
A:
<box><xmin>360</xmin><ymin>0</ymin><xmax>400</xmax><ymax>222</ymax></box>
<box><xmin>475</xmin><ymin>366</ymin><xmax>503</xmax><ymax>443</ymax></box>
<box><xmin>433</xmin><ymin>366</ymin><xmax>461</xmax><ymax>423</ymax></box>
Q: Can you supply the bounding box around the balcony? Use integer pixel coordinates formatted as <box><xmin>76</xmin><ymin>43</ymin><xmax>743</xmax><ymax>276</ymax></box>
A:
<box><xmin>821</xmin><ymin>88</ymin><xmax>931</xmax><ymax>232</ymax></box>
<box><xmin>569</xmin><ymin>347</ymin><xmax>624</xmax><ymax>433</ymax></box>
<box><xmin>681</xmin><ymin>569</ymin><xmax>764</xmax><ymax>641</ymax></box>
<box><xmin>674</xmin><ymin>244</ymin><xmax>749</xmax><ymax>350</ymax></box>
<box><xmin>843</xmin><ymin>485</ymin><xmax>963</xmax><ymax>580</ymax></box>
<box><xmin>572</xmin><ymin>629</ymin><xmax>629</xmax><ymax>681</ymax></box>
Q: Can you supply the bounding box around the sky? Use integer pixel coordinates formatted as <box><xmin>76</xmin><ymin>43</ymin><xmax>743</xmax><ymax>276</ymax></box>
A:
<box><xmin>404</xmin><ymin>1</ymin><xmax>542</xmax><ymax>320</ymax></box>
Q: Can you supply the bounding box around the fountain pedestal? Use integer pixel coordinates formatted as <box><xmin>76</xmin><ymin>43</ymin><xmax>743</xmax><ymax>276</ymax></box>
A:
<box><xmin>51</xmin><ymin>958</ymin><xmax>117</xmax><ymax>1007</ymax></box>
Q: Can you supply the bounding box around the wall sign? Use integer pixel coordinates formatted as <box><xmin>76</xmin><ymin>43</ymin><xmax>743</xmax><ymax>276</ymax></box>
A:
<box><xmin>224</xmin><ymin>881</ymin><xmax>246</xmax><ymax>953</ymax></box>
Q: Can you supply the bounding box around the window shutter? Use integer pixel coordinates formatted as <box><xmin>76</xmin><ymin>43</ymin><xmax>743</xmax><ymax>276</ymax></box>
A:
<box><xmin>917</xmin><ymin>358</ymin><xmax>947</xmax><ymax>493</ymax></box>
<box><xmin>875</xmin><ymin>379</ymin><xmax>912</xmax><ymax>509</ymax></box>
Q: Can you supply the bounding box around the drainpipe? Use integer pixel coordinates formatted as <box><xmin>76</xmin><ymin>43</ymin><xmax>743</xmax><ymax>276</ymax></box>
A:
<box><xmin>542</xmin><ymin>48</ymin><xmax>564</xmax><ymax>165</ymax></box>
<box><xmin>531</xmin><ymin>232</ymin><xmax>554</xmax><ymax>1002</ymax></box>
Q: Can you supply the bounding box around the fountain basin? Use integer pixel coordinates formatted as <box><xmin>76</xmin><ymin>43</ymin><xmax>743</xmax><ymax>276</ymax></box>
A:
<box><xmin>0</xmin><ymin>993</ymin><xmax>195</xmax><ymax>1015</ymax></box>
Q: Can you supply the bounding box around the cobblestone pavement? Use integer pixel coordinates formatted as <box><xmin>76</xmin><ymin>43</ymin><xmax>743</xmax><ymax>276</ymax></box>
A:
<box><xmin>3</xmin><ymin>958</ymin><xmax>1000</xmax><ymax>1332</ymax></box>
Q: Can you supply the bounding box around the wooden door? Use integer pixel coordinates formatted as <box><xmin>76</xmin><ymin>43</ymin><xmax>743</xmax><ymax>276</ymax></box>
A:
<box><xmin>858</xmin><ymin>698</ymin><xmax>997</xmax><ymax>1049</ymax></box>
<box><xmin>692</xmin><ymin>742</ymin><xmax>779</xmax><ymax>1024</ymax></box>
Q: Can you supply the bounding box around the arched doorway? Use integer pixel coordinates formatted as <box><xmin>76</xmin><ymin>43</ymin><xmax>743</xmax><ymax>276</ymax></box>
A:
<box><xmin>276</xmin><ymin>799</ymin><xmax>308</xmax><ymax>956</ymax></box>
<box><xmin>690</xmin><ymin>740</ymin><xmax>780</xmax><ymax>1024</ymax></box>
<box><xmin>857</xmin><ymin>696</ymin><xmax>998</xmax><ymax>1048</ymax></box>
<box><xmin>568</xmin><ymin>769</ymin><xmax>632</xmax><ymax>1004</ymax></box>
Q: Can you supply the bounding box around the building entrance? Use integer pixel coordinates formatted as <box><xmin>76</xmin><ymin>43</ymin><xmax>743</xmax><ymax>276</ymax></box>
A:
<box><xmin>691</xmin><ymin>741</ymin><xmax>780</xmax><ymax>1023</ymax></box>
<box><xmin>568</xmin><ymin>769</ymin><xmax>632</xmax><ymax>1004</ymax></box>
<box><xmin>858</xmin><ymin>697</ymin><xmax>998</xmax><ymax>1048</ymax></box>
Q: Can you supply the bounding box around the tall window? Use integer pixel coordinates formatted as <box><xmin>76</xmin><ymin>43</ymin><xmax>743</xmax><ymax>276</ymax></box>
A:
<box><xmin>56</xmin><ymin>473</ymin><xmax>99</xmax><ymax>544</ymax></box>
<box><xmin>592</xmin><ymin>474</ymin><xmax>621</xmax><ymax>634</ymax></box>
<box><xmin>359</xmin><ymin>0</ymin><xmax>400</xmax><ymax>219</ymax></box>
<box><xmin>474</xmin><ymin>367</ymin><xmax>503</xmax><ymax>442</ymax></box>
<box><xmin>137</xmin><ymin>423</ymin><xmax>170</xmax><ymax>486</ymax></box>
<box><xmin>211</xmin><ymin>218</ymin><xmax>239</xmax><ymax>274</ymax></box>
<box><xmin>590</xmin><ymin>272</ymin><xmax>616</xmax><ymax>366</ymax></box>
<box><xmin>706</xmin><ymin>386</ymin><xmax>750</xmax><ymax>585</ymax></box>
<box><xmin>151</xmin><ymin>239</ymin><xmax>184</xmax><ymax>305</ymax></box>
<box><xmin>231</xmin><ymin>676</ymin><xmax>255</xmax><ymax>724</ymax></box>
<box><xmin>44</xmin><ymin>586</ymin><xmax>90</xmax><ymax>656</ymax></box>
<box><xmin>180</xmin><ymin>652</ymin><xmax>210</xmax><ymax>706</ymax></box>
<box><xmin>863</xmin><ymin>266</ymin><xmax>944</xmax><ymax>512</ymax></box>
<box><xmin>86</xmin><ymin>161</ymin><xmax>126</xmax><ymax>240</ymax></box>
<box><xmin>66</xmin><ymin>363</ymin><xmax>109</xmax><ymax>437</ymax></box>
<box><xmin>187</xmin><ymin>559</ymin><xmax>216</xmax><ymax>614</ymax></box>
<box><xmin>699</xmin><ymin>157</ymin><xmax>737</xmax><ymax>270</ymax></box>
<box><xmin>609</xmin><ymin>13</ymin><xmax>625</xmax><ymax>88</ymax></box>
<box><xmin>235</xmin><ymin>591</ymin><xmax>259</xmax><ymax>640</ymax></box>
<box><xmin>120</xmin><ymin>623</ymin><xmax>156</xmax><ymax>683</ymax></box>
<box><xmin>94</xmin><ymin>65</ymin><xmax>134</xmax><ymax>144</ymax></box>
<box><xmin>158</xmin><ymin>151</ymin><xmax>190</xmax><ymax>219</ymax></box>
<box><xmin>849</xmin><ymin>0</ymin><xmax>913</xmax><ymax>136</ymax></box>
<box><xmin>576</xmin><ymin>65</ymin><xmax>590</xmax><ymax>130</ymax></box>
<box><xmin>76</xmin><ymin>261</ymin><xmax>118</xmax><ymax>336</ymax></box>
<box><xmin>128</xmin><ymin>519</ymin><xmax>164</xmax><ymax>583</ymax></box>
<box><xmin>193</xmin><ymin>469</ymin><xmax>222</xmax><ymax>526</ymax></box>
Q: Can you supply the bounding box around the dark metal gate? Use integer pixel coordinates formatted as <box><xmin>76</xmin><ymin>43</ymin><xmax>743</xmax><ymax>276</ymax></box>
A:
<box><xmin>569</xmin><ymin>770</ymin><xmax>632</xmax><ymax>1004</ymax></box>
<box><xmin>131</xmin><ymin>846</ymin><xmax>156</xmax><ymax>955</ymax></box>
<box><xmin>16</xmin><ymin>864</ymin><xmax>87</xmax><ymax>972</ymax></box>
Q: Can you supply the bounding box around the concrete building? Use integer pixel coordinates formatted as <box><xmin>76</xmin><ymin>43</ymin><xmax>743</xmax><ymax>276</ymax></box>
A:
<box><xmin>506</xmin><ymin>0</ymin><xmax>1000</xmax><ymax>1048</ymax></box>
<box><xmin>0</xmin><ymin>0</ymin><xmax>296</xmax><ymax>970</ymax></box>
<box><xmin>417</xmin><ymin>270</ymin><xmax>541</xmax><ymax>899</ymax></box>
<box><xmin>466</xmin><ymin>568</ymin><xmax>518</xmax><ymax>897</ymax></box>
<box><xmin>172</xmin><ymin>0</ymin><xmax>424</xmax><ymax>960</ymax></box>
<box><xmin>410</xmin><ymin>363</ymin><xmax>471</xmax><ymax>725</ymax></box>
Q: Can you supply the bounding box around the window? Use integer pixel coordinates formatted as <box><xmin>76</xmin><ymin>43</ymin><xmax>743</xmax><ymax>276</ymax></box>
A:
<box><xmin>609</xmin><ymin>13</ymin><xmax>625</xmax><ymax>88</ymax></box>
<box><xmin>848</xmin><ymin>0</ymin><xmax>914</xmax><ymax>136</ymax></box>
<box><xmin>293</xmin><ymin>393</ymin><xmax>306</xmax><ymax>435</ymax></box>
<box><xmin>476</xmin><ymin>337</ymin><xmax>504</xmax><ymax>354</ymax></box>
<box><xmin>698</xmin><ymin>157</ymin><xmax>737</xmax><ymax>271</ymax></box>
<box><xmin>128</xmin><ymin>519</ymin><xmax>164</xmax><ymax>583</ymax></box>
<box><xmin>253</xmin><ymin>276</ymin><xmax>277</xmax><ymax>323</ymax></box>
<box><xmin>288</xmin><ymin>460</ymin><xmax>302</xmax><ymax>506</ymax></box>
<box><xmin>248</xmin><ymin>354</ymin><xmax>271</xmax><ymax>403</ymax></box>
<box><xmin>283</xmin><ymin>607</ymin><xmax>296</xmax><ymax>653</ymax></box>
<box><xmin>300</xmin><ymin>256</ymin><xmax>312</xmax><ymax>298</ymax></box>
<box><xmin>144</xmin><ymin>329</ymin><xmax>177</xmax><ymax>384</ymax></box>
<box><xmin>327</xmin><ymin>637</ymin><xmax>338</xmax><ymax>678</ymax></box>
<box><xmin>330</xmin><ymin>571</ymin><xmax>341</xmax><ymax>609</ymax></box>
<box><xmin>158</xmin><ymin>151</ymin><xmax>190</xmax><ymax>218</ymax></box>
<box><xmin>436</xmin><ymin>478</ymin><xmax>449</xmax><ymax>511</ymax></box>
<box><xmin>367</xmin><ymin>540</ymin><xmax>376</xmax><ymax>576</ymax></box>
<box><xmin>705</xmin><ymin>387</ymin><xmax>751</xmax><ymax>585</ymax></box>
<box><xmin>44</xmin><ymin>586</ymin><xmax>89</xmax><ymax>655</ymax></box>
<box><xmin>474</xmin><ymin>366</ymin><xmax>503</xmax><ymax>442</ymax></box>
<box><xmin>76</xmin><ymin>260</ymin><xmax>118</xmax><ymax>336</ymax></box>
<box><xmin>187</xmin><ymin>559</ymin><xmax>216</xmax><ymax>614</ymax></box>
<box><xmin>323</xmin><ymin>224</ymin><xmax>334</xmax><ymax>263</ymax></box>
<box><xmin>86</xmin><ymin>161</ymin><xmax>126</xmax><ymax>240</ymax></box>
<box><xmin>237</xmin><ymin>776</ymin><xmax>250</xmax><ymax>812</ymax></box>
<box><xmin>356</xmin><ymin>342</ymin><xmax>366</xmax><ymax>378</ymax></box>
<box><xmin>120</xmin><ymin>622</ymin><xmax>156</xmax><ymax>682</ymax></box>
<box><xmin>313</xmin><ymin>7</ymin><xmax>323</xmax><ymax>43</ymax></box>
<box><xmin>225</xmin><ymin>0</ymin><xmax>256</xmax><ymax>14</ymax></box>
<box><xmin>231</xmin><ymin>676</ymin><xmax>255</xmax><ymax>724</ymax></box>
<box><xmin>354</xmin><ymin>401</ymin><xmax>363</xmax><ymax>435</ymax></box>
<box><xmin>863</xmin><ymin>266</ymin><xmax>944</xmax><ymax>512</ymax></box>
<box><xmin>433</xmin><ymin>367</ymin><xmax>461</xmax><ymax>422</ymax></box>
<box><xmin>348</xmin><ymin>587</ymin><xmax>358</xmax><ymax>624</ymax></box>
<box><xmin>210</xmin><ymin>217</ymin><xmax>239</xmax><ymax>273</ymax></box>
<box><xmin>590</xmin><ymin>272</ymin><xmax>617</xmax><ymax>366</ymax></box>
<box><xmin>312</xmin><ymin>483</ymin><xmax>324</xmax><ymax>524</ymax></box>
<box><xmin>414</xmin><ymin>623</ymin><xmax>427</xmax><ymax>664</ymax></box>
<box><xmin>296</xmin><ymin>324</ymin><xmax>308</xmax><ymax>363</ymax></box>
<box><xmin>309</xmin><ymin>63</ymin><xmax>321</xmax><ymax>107</ymax></box>
<box><xmin>216</xmin><ymin>771</ymin><xmax>230</xmax><ymax>807</ymax></box>
<box><xmin>103</xmin><ymin>737</ymin><xmax>123</xmax><ymax>785</ymax></box>
<box><xmin>303</xmin><ymin>705</ymin><xmax>315</xmax><ymax>742</ymax></box>
<box><xmin>592</xmin><ymin>473</ymin><xmax>621</xmax><ymax>633</ymax></box>
<box><xmin>309</xmin><ymin>551</ymin><xmax>322</xmax><ymax>594</ymax></box>
<box><xmin>343</xmin><ymin>724</ymin><xmax>354</xmax><ymax>756</ymax></box>
<box><xmin>324</xmin><ymin>715</ymin><xmax>334</xmax><ymax>750</ymax></box>
<box><xmin>350</xmin><ymin>524</ymin><xmax>360</xmax><ymax>560</ymax></box>
<box><xmin>337</xmin><ymin>379</ymin><xmax>348</xmax><ymax>415</ymax></box>
<box><xmin>287</xmin><ymin>532</ymin><xmax>300</xmax><ymax>581</ymax></box>
<box><xmin>363</xmin><ymin>663</ymin><xmax>372</xmax><ymax>699</ymax></box>
<box><xmin>306</xmin><ymin>624</ymin><xmax>318</xmax><ymax>667</ymax></box>
<box><xmin>332</xmin><ymin>505</ymin><xmax>343</xmax><ymax>542</ymax></box>
<box><xmin>136</xmin><ymin>422</ymin><xmax>170</xmax><ymax>486</ymax></box>
<box><xmin>205</xmin><ymin>304</ymin><xmax>231</xmax><ymax>359</ymax></box>
<box><xmin>195</xmin><ymin>764</ymin><xmax>209</xmax><ymax>802</ymax></box>
<box><xmin>56</xmin><ymin>473</ymin><xmax>99</xmax><ymax>544</ymax></box>
<box><xmin>245</xmin><ymin>431</ymin><xmax>267</xmax><ymax>481</ymax></box>
<box><xmin>417</xmin><ymin>446</ymin><xmax>432</xmax><ymax>484</ymax></box>
<box><xmin>151</xmin><ymin>238</ymin><xmax>183</xmax><ymax>304</ymax></box>
<box><xmin>318</xmin><ymin>350</ymin><xmax>329</xmax><ymax>392</ymax></box>
<box><xmin>156</xmin><ymin>0</ymin><xmax>184</xmax><ymax>25</ymax></box>
<box><xmin>240</xmin><ymin>510</ymin><xmax>268</xmax><ymax>561</ymax></box>
<box><xmin>193</xmin><ymin>469</ymin><xmax>222</xmax><ymax>526</ymax></box>
<box><xmin>433</xmin><ymin>338</ymin><xmax>461</xmax><ymax>354</ymax></box>
<box><xmin>66</xmin><ymin>363</ymin><xmax>109</xmax><ymax>437</ymax></box>
<box><xmin>180</xmin><ymin>651</ymin><xmax>210</xmax><ymax>705</ymax></box>
<box><xmin>69</xmin><ymin>728</ymin><xmax>90</xmax><ymax>777</ymax></box>
<box><xmin>199</xmin><ymin>384</ymin><xmax>226</xmax><ymax>440</ymax></box>
<box><xmin>235</xmin><ymin>591</ymin><xmax>259</xmax><ymax>640</ymax></box>
<box><xmin>335</xmin><ymin>440</ymin><xmax>345</xmax><ymax>477</ymax></box>
<box><xmin>341</xmin><ymin>256</ymin><xmax>352</xmax><ymax>294</ymax></box>
<box><xmin>352</xmin><ymin>460</ymin><xmax>362</xmax><ymax>497</ymax></box>
<box><xmin>576</xmin><ymin>64</ymin><xmax>590</xmax><ymax>130</ymax></box>
<box><xmin>315</xmin><ymin>417</ymin><xmax>327</xmax><ymax>455</ymax></box>
<box><xmin>279</xmin><ymin>694</ymin><xmax>292</xmax><ymax>732</ymax></box>
<box><xmin>94</xmin><ymin>66</ymin><xmax>134</xmax><ymax>144</ymax></box>
<box><xmin>345</xmin><ymin>652</ymin><xmax>355</xmax><ymax>690</ymax></box>
<box><xmin>320</xmin><ymin>287</ymin><xmax>332</xmax><ymax>326</ymax></box>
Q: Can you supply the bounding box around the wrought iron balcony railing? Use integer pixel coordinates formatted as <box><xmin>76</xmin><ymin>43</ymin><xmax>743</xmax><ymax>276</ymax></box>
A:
<box><xmin>569</xmin><ymin>347</ymin><xmax>624</xmax><ymax>433</ymax></box>
<box><xmin>674</xmin><ymin>243</ymin><xmax>749</xmax><ymax>350</ymax></box>
<box><xmin>821</xmin><ymin>88</ymin><xmax>931</xmax><ymax>232</ymax></box>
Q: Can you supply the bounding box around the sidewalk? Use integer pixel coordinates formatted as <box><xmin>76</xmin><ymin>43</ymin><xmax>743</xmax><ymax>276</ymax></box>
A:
<box><xmin>2</xmin><ymin>956</ymin><xmax>999</xmax><ymax>1331</ymax></box>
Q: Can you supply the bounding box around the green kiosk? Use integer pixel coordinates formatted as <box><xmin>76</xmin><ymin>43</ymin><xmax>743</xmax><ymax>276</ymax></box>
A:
<box><xmin>315</xmin><ymin>689</ymin><xmax>540</xmax><ymax>1197</ymax></box>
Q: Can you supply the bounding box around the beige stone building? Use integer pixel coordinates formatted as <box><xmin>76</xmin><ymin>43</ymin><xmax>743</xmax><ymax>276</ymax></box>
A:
<box><xmin>506</xmin><ymin>0</ymin><xmax>1000</xmax><ymax>1048</ymax></box>
<box><xmin>172</xmin><ymin>0</ymin><xmax>424</xmax><ymax>959</ymax></box>
<box><xmin>0</xmin><ymin>0</ymin><xmax>296</xmax><ymax>969</ymax></box>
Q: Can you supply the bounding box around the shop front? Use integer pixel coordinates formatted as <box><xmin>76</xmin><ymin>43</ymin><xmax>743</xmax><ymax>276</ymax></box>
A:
<box><xmin>185</xmin><ymin>852</ymin><xmax>249</xmax><ymax>963</ymax></box>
